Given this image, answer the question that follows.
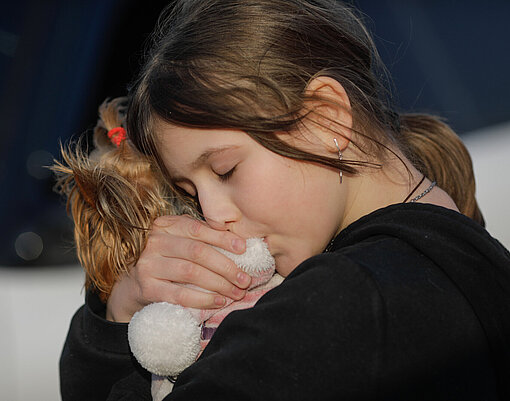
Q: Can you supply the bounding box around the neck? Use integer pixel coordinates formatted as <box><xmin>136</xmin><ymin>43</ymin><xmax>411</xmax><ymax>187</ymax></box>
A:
<box><xmin>337</xmin><ymin>155</ymin><xmax>428</xmax><ymax>234</ymax></box>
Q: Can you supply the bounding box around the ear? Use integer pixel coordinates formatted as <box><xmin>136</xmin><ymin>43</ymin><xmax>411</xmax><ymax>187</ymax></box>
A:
<box><xmin>302</xmin><ymin>76</ymin><xmax>352</xmax><ymax>152</ymax></box>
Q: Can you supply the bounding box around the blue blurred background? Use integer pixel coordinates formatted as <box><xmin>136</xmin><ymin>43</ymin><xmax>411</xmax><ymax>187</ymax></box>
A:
<box><xmin>1</xmin><ymin>1</ymin><xmax>509</xmax><ymax>399</ymax></box>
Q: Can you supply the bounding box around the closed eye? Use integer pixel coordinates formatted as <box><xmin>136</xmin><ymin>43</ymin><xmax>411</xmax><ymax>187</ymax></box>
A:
<box><xmin>216</xmin><ymin>166</ymin><xmax>236</xmax><ymax>182</ymax></box>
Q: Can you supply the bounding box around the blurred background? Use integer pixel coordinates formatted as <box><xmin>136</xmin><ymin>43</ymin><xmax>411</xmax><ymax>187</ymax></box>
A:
<box><xmin>1</xmin><ymin>0</ymin><xmax>509</xmax><ymax>400</ymax></box>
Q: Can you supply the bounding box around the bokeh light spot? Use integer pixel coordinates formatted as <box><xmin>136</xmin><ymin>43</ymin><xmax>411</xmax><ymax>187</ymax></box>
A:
<box><xmin>26</xmin><ymin>150</ymin><xmax>54</xmax><ymax>180</ymax></box>
<box><xmin>15</xmin><ymin>232</ymin><xmax>44</xmax><ymax>261</ymax></box>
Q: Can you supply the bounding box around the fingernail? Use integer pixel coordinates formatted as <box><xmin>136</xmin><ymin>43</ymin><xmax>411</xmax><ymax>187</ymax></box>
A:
<box><xmin>232</xmin><ymin>286</ymin><xmax>245</xmax><ymax>299</ymax></box>
<box><xmin>214</xmin><ymin>296</ymin><xmax>226</xmax><ymax>306</ymax></box>
<box><xmin>232</xmin><ymin>238</ymin><xmax>245</xmax><ymax>253</ymax></box>
<box><xmin>237</xmin><ymin>272</ymin><xmax>251</xmax><ymax>287</ymax></box>
<box><xmin>153</xmin><ymin>217</ymin><xmax>169</xmax><ymax>227</ymax></box>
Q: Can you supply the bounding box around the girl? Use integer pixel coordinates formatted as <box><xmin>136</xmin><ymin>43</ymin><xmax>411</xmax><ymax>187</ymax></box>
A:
<box><xmin>59</xmin><ymin>1</ymin><xmax>510</xmax><ymax>400</ymax></box>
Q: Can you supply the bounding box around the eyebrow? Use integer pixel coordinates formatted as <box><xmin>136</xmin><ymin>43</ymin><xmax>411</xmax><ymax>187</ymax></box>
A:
<box><xmin>169</xmin><ymin>145</ymin><xmax>240</xmax><ymax>180</ymax></box>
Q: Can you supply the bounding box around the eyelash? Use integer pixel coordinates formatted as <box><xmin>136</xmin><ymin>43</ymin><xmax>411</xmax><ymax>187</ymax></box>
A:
<box><xmin>174</xmin><ymin>165</ymin><xmax>237</xmax><ymax>200</ymax></box>
<box><xmin>217</xmin><ymin>166</ymin><xmax>236</xmax><ymax>182</ymax></box>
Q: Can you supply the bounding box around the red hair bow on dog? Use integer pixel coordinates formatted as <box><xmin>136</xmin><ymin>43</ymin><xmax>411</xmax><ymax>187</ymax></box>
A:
<box><xmin>108</xmin><ymin>127</ymin><xmax>127</xmax><ymax>147</ymax></box>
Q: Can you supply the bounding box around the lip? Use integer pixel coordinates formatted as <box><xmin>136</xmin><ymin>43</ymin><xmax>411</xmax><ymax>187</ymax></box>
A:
<box><xmin>262</xmin><ymin>236</ymin><xmax>272</xmax><ymax>252</ymax></box>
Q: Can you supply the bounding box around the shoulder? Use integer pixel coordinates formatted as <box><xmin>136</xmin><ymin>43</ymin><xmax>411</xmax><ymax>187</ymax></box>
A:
<box><xmin>270</xmin><ymin>251</ymin><xmax>387</xmax><ymax>324</ymax></box>
<box><xmin>274</xmin><ymin>225</ymin><xmax>493</xmax><ymax>356</ymax></box>
<box><xmin>284</xmin><ymin>233</ymin><xmax>434</xmax><ymax>301</ymax></box>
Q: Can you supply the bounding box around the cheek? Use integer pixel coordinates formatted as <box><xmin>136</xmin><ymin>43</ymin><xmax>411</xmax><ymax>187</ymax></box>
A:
<box><xmin>236</xmin><ymin>159</ymin><xmax>340</xmax><ymax>275</ymax></box>
<box><xmin>235</xmin><ymin>157</ymin><xmax>298</xmax><ymax>216</ymax></box>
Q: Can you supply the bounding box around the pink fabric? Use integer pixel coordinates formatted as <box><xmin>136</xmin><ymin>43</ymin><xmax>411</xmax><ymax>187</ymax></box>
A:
<box><xmin>151</xmin><ymin>269</ymin><xmax>283</xmax><ymax>401</ymax></box>
<box><xmin>188</xmin><ymin>269</ymin><xmax>281</xmax><ymax>353</ymax></box>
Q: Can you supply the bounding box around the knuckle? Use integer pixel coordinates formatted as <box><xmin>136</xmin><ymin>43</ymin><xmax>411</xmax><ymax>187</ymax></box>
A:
<box><xmin>188</xmin><ymin>241</ymin><xmax>205</xmax><ymax>260</ymax></box>
<box><xmin>144</xmin><ymin>233</ymin><xmax>160</xmax><ymax>250</ymax></box>
<box><xmin>133</xmin><ymin>261</ymin><xmax>158</xmax><ymax>299</ymax></box>
<box><xmin>173</xmin><ymin>287</ymin><xmax>188</xmax><ymax>306</ymax></box>
<box><xmin>153</xmin><ymin>216</ymin><xmax>166</xmax><ymax>226</ymax></box>
<box><xmin>188</xmin><ymin>219</ymin><xmax>203</xmax><ymax>238</ymax></box>
<box><xmin>133</xmin><ymin>257</ymin><xmax>151</xmax><ymax>279</ymax></box>
<box><xmin>138</xmin><ymin>281</ymin><xmax>154</xmax><ymax>302</ymax></box>
<box><xmin>220</xmin><ymin>230</ymin><xmax>232</xmax><ymax>243</ymax></box>
<box><xmin>133</xmin><ymin>255</ymin><xmax>147</xmax><ymax>270</ymax></box>
<box><xmin>217</xmin><ymin>279</ymin><xmax>233</xmax><ymax>295</ymax></box>
<box><xmin>180</xmin><ymin>261</ymin><xmax>198</xmax><ymax>282</ymax></box>
<box><xmin>156</xmin><ymin>215</ymin><xmax>178</xmax><ymax>225</ymax></box>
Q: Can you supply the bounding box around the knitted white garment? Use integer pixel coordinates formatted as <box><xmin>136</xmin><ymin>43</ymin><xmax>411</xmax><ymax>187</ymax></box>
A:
<box><xmin>213</xmin><ymin>237</ymin><xmax>275</xmax><ymax>275</ymax></box>
<box><xmin>128</xmin><ymin>238</ymin><xmax>275</xmax><ymax>378</ymax></box>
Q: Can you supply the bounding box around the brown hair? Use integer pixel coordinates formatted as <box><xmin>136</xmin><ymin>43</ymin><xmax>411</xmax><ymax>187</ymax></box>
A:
<box><xmin>52</xmin><ymin>98</ymin><xmax>194</xmax><ymax>301</ymax></box>
<box><xmin>127</xmin><ymin>0</ymin><xmax>484</xmax><ymax>224</ymax></box>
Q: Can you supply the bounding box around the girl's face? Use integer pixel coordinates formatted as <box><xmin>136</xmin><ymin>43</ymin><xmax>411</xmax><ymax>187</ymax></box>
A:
<box><xmin>156</xmin><ymin>123</ymin><xmax>346</xmax><ymax>276</ymax></box>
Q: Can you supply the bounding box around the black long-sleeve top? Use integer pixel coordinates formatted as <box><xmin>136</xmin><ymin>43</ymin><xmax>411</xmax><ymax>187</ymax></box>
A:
<box><xmin>60</xmin><ymin>203</ymin><xmax>510</xmax><ymax>400</ymax></box>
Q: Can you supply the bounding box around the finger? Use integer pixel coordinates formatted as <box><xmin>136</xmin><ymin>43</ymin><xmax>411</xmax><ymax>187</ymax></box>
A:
<box><xmin>147</xmin><ymin>234</ymin><xmax>252</xmax><ymax>289</ymax></box>
<box><xmin>154</xmin><ymin>215</ymin><xmax>246</xmax><ymax>254</ymax></box>
<box><xmin>149</xmin><ymin>256</ymin><xmax>247</xmax><ymax>300</ymax></box>
<box><xmin>150</xmin><ymin>279</ymin><xmax>230</xmax><ymax>309</ymax></box>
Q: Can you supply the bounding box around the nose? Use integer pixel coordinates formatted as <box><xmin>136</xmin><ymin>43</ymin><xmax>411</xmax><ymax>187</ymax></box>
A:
<box><xmin>197</xmin><ymin>186</ymin><xmax>239</xmax><ymax>231</ymax></box>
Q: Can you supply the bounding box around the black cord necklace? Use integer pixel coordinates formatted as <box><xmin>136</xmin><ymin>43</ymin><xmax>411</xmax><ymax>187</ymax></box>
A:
<box><xmin>402</xmin><ymin>175</ymin><xmax>426</xmax><ymax>203</ymax></box>
<box><xmin>325</xmin><ymin>175</ymin><xmax>437</xmax><ymax>253</ymax></box>
<box><xmin>403</xmin><ymin>175</ymin><xmax>437</xmax><ymax>203</ymax></box>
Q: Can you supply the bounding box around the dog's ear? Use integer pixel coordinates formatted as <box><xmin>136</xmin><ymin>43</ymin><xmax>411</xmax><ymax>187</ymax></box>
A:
<box><xmin>73</xmin><ymin>170</ymin><xmax>98</xmax><ymax>209</ymax></box>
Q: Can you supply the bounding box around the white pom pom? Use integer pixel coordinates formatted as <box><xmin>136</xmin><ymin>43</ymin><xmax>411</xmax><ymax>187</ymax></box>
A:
<box><xmin>128</xmin><ymin>302</ymin><xmax>201</xmax><ymax>376</ymax></box>
<box><xmin>214</xmin><ymin>238</ymin><xmax>274</xmax><ymax>275</ymax></box>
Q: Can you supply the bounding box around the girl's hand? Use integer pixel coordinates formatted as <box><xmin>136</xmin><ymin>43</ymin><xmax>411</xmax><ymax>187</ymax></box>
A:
<box><xmin>106</xmin><ymin>215</ymin><xmax>251</xmax><ymax>323</ymax></box>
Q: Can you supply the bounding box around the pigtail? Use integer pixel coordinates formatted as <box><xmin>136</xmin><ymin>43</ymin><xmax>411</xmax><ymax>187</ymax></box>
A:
<box><xmin>52</xmin><ymin>97</ymin><xmax>191</xmax><ymax>302</ymax></box>
<box><xmin>399</xmin><ymin>114</ymin><xmax>485</xmax><ymax>226</ymax></box>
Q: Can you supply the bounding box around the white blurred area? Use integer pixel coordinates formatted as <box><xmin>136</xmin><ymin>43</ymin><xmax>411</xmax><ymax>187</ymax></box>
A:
<box><xmin>0</xmin><ymin>266</ymin><xmax>84</xmax><ymax>401</ymax></box>
<box><xmin>463</xmin><ymin>121</ymin><xmax>510</xmax><ymax>249</ymax></box>
<box><xmin>0</xmin><ymin>123</ymin><xmax>509</xmax><ymax>401</ymax></box>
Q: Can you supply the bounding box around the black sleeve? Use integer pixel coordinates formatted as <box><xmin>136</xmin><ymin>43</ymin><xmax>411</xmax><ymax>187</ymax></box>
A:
<box><xmin>165</xmin><ymin>253</ymin><xmax>385</xmax><ymax>400</ymax></box>
<box><xmin>60</xmin><ymin>291</ymin><xmax>150</xmax><ymax>401</ymax></box>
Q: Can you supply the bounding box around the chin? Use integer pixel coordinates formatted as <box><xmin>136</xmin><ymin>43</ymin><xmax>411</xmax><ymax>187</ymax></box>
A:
<box><xmin>273</xmin><ymin>255</ymin><xmax>297</xmax><ymax>278</ymax></box>
<box><xmin>275</xmin><ymin>246</ymin><xmax>320</xmax><ymax>277</ymax></box>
